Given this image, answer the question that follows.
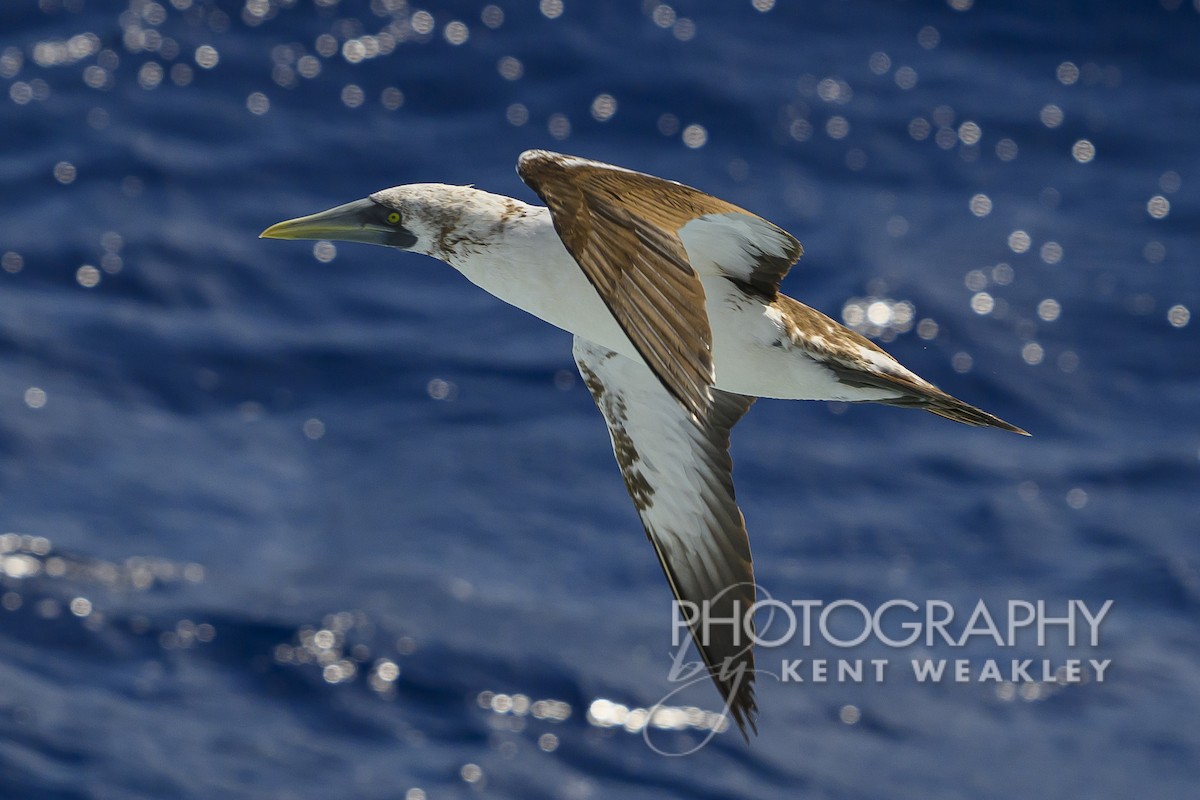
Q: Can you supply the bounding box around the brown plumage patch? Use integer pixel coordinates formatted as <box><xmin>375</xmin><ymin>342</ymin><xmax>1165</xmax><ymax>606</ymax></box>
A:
<box><xmin>430</xmin><ymin>206</ymin><xmax>466</xmax><ymax>261</ymax></box>
<box><xmin>519</xmin><ymin>151</ymin><xmax>798</xmax><ymax>423</ymax></box>
<box><xmin>578</xmin><ymin>359</ymin><xmax>655</xmax><ymax>511</ymax></box>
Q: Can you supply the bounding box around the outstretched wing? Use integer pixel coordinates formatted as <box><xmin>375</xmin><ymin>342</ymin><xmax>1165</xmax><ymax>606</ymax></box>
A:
<box><xmin>573</xmin><ymin>336</ymin><xmax>760</xmax><ymax>737</ymax></box>
<box><xmin>520</xmin><ymin>149</ymin><xmax>801</xmax><ymax>421</ymax></box>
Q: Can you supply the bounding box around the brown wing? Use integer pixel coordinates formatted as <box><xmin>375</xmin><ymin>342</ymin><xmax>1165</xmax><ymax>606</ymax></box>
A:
<box><xmin>518</xmin><ymin>150</ymin><xmax>799</xmax><ymax>421</ymax></box>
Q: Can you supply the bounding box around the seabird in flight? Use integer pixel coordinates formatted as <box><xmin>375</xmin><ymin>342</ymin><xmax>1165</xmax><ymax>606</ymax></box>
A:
<box><xmin>261</xmin><ymin>150</ymin><xmax>1027</xmax><ymax>738</ymax></box>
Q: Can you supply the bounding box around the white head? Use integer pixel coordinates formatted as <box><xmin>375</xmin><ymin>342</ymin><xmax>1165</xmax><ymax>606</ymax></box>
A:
<box><xmin>261</xmin><ymin>183</ymin><xmax>525</xmax><ymax>263</ymax></box>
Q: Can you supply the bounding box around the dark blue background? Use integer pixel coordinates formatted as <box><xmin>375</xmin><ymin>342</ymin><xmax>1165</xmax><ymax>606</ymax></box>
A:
<box><xmin>2</xmin><ymin>1</ymin><xmax>1198</xmax><ymax>797</ymax></box>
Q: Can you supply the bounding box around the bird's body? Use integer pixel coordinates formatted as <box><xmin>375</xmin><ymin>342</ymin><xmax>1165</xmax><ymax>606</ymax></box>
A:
<box><xmin>262</xmin><ymin>150</ymin><xmax>1026</xmax><ymax>738</ymax></box>
<box><xmin>372</xmin><ymin>184</ymin><xmax>924</xmax><ymax>404</ymax></box>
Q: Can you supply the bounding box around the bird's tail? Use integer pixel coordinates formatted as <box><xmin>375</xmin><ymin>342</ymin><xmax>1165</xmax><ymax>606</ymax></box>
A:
<box><xmin>822</xmin><ymin>356</ymin><xmax>1029</xmax><ymax>435</ymax></box>
<box><xmin>881</xmin><ymin>391</ymin><xmax>1029</xmax><ymax>436</ymax></box>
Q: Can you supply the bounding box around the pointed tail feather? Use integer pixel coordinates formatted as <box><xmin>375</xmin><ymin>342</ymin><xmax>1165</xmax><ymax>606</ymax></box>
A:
<box><xmin>880</xmin><ymin>391</ymin><xmax>1029</xmax><ymax>435</ymax></box>
<box><xmin>924</xmin><ymin>396</ymin><xmax>1029</xmax><ymax>435</ymax></box>
<box><xmin>822</xmin><ymin>358</ymin><xmax>1028</xmax><ymax>436</ymax></box>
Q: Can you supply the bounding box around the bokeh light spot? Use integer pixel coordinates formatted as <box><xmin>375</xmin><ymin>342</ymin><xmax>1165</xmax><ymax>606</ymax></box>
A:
<box><xmin>590</xmin><ymin>93</ymin><xmax>617</xmax><ymax>122</ymax></box>
<box><xmin>908</xmin><ymin>117</ymin><xmax>931</xmax><ymax>140</ymax></box>
<box><xmin>313</xmin><ymin>241</ymin><xmax>336</xmax><ymax>263</ymax></box>
<box><xmin>1039</xmin><ymin>104</ymin><xmax>1063</xmax><ymax>128</ymax></box>
<box><xmin>1022</xmin><ymin>342</ymin><xmax>1044</xmax><ymax>365</ymax></box>
<box><xmin>410</xmin><ymin>12</ymin><xmax>435</xmax><ymax>35</ymax></box>
<box><xmin>246</xmin><ymin>91</ymin><xmax>269</xmax><ymax>115</ymax></box>
<box><xmin>138</xmin><ymin>62</ymin><xmax>163</xmax><ymax>89</ymax></box>
<box><xmin>1159</xmin><ymin>170</ymin><xmax>1181</xmax><ymax>193</ymax></box>
<box><xmin>303</xmin><ymin>418</ymin><xmax>326</xmax><ymax>440</ymax></box>
<box><xmin>682</xmin><ymin>123</ymin><xmax>708</xmax><ymax>148</ymax></box>
<box><xmin>481</xmin><ymin>6</ymin><xmax>504</xmax><ymax>28</ymax></box>
<box><xmin>995</xmin><ymin>138</ymin><xmax>1018</xmax><ymax>161</ymax></box>
<box><xmin>341</xmin><ymin>84</ymin><xmax>364</xmax><ymax>108</ymax></box>
<box><xmin>24</xmin><ymin>387</ymin><xmax>47</xmax><ymax>409</ymax></box>
<box><xmin>548</xmin><ymin>113</ymin><xmax>571</xmax><ymax>140</ymax></box>
<box><xmin>1039</xmin><ymin>241</ymin><xmax>1063</xmax><ymax>264</ymax></box>
<box><xmin>443</xmin><ymin>21</ymin><xmax>469</xmax><ymax>45</ymax></box>
<box><xmin>506</xmin><ymin>103</ymin><xmax>528</xmax><ymax>126</ymax></box>
<box><xmin>381</xmin><ymin>87</ymin><xmax>404</xmax><ymax>110</ymax></box>
<box><xmin>958</xmin><ymin>120</ymin><xmax>981</xmax><ymax>144</ymax></box>
<box><xmin>194</xmin><ymin>44</ymin><xmax>218</xmax><ymax>69</ymax></box>
<box><xmin>76</xmin><ymin>264</ymin><xmax>101</xmax><ymax>287</ymax></box>
<box><xmin>672</xmin><ymin>18</ymin><xmax>696</xmax><ymax>40</ymax></box>
<box><xmin>1007</xmin><ymin>230</ymin><xmax>1031</xmax><ymax>253</ymax></box>
<box><xmin>1146</xmin><ymin>195</ymin><xmax>1170</xmax><ymax>219</ymax></box>
<box><xmin>1066</xmin><ymin>488</ymin><xmax>1088</xmax><ymax>509</ymax></box>
<box><xmin>497</xmin><ymin>56</ymin><xmax>523</xmax><ymax>80</ymax></box>
<box><xmin>1037</xmin><ymin>299</ymin><xmax>1062</xmax><ymax>321</ymax></box>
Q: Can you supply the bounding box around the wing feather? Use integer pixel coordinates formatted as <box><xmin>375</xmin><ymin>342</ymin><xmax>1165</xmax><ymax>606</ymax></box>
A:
<box><xmin>573</xmin><ymin>336</ymin><xmax>760</xmax><ymax>737</ymax></box>
<box><xmin>519</xmin><ymin>150</ymin><xmax>801</xmax><ymax>421</ymax></box>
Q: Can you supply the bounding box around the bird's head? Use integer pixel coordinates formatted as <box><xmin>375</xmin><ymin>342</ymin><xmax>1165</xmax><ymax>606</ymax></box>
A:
<box><xmin>260</xmin><ymin>184</ymin><xmax>488</xmax><ymax>259</ymax></box>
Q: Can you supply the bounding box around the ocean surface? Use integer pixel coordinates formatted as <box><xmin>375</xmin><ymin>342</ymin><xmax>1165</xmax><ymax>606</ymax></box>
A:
<box><xmin>2</xmin><ymin>1</ymin><xmax>1198</xmax><ymax>797</ymax></box>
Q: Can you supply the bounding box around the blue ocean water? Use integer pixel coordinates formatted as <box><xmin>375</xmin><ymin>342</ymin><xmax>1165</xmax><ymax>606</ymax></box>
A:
<box><xmin>2</xmin><ymin>0</ymin><xmax>1198</xmax><ymax>797</ymax></box>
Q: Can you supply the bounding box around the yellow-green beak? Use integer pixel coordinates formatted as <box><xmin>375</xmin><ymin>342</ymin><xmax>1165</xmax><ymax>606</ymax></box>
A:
<box><xmin>260</xmin><ymin>198</ymin><xmax>417</xmax><ymax>249</ymax></box>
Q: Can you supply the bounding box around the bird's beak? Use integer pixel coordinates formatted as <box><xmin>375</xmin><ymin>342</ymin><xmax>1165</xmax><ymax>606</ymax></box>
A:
<box><xmin>260</xmin><ymin>198</ymin><xmax>416</xmax><ymax>248</ymax></box>
<box><xmin>260</xmin><ymin>198</ymin><xmax>376</xmax><ymax>241</ymax></box>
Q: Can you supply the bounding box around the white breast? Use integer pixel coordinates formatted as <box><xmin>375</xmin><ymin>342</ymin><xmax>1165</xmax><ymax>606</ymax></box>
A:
<box><xmin>448</xmin><ymin>210</ymin><xmax>895</xmax><ymax>404</ymax></box>
<box><xmin>449</xmin><ymin>209</ymin><xmax>639</xmax><ymax>356</ymax></box>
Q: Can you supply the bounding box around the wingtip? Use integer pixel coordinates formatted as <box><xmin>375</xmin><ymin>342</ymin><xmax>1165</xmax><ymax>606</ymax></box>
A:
<box><xmin>732</xmin><ymin>705</ymin><xmax>759</xmax><ymax>742</ymax></box>
<box><xmin>716</xmin><ymin>664</ymin><xmax>758</xmax><ymax>741</ymax></box>
<box><xmin>517</xmin><ymin>149</ymin><xmax>635</xmax><ymax>182</ymax></box>
<box><xmin>516</xmin><ymin>148</ymin><xmax>546</xmax><ymax>169</ymax></box>
<box><xmin>516</xmin><ymin>148</ymin><xmax>564</xmax><ymax>177</ymax></box>
<box><xmin>730</xmin><ymin>705</ymin><xmax>758</xmax><ymax>743</ymax></box>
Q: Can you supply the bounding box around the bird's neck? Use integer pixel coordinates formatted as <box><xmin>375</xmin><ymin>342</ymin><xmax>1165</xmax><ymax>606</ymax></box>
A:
<box><xmin>429</xmin><ymin>191</ymin><xmax>629</xmax><ymax>347</ymax></box>
<box><xmin>411</xmin><ymin>188</ymin><xmax>530</xmax><ymax>263</ymax></box>
<box><xmin>421</xmin><ymin>189</ymin><xmax>558</xmax><ymax>289</ymax></box>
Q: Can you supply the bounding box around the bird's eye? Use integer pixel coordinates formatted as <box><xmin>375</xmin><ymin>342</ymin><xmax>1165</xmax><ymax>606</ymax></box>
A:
<box><xmin>387</xmin><ymin>212</ymin><xmax>401</xmax><ymax>224</ymax></box>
